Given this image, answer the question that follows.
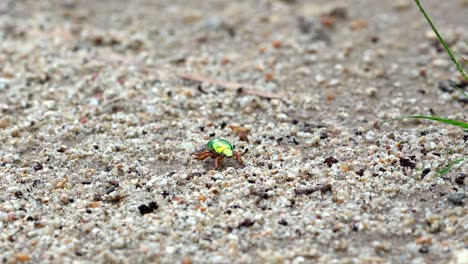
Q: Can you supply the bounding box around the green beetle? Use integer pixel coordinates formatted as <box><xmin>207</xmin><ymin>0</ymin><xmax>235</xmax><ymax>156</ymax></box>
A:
<box><xmin>193</xmin><ymin>138</ymin><xmax>244</xmax><ymax>169</ymax></box>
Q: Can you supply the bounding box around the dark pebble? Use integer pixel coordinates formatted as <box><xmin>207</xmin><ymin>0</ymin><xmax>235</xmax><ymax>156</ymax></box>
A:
<box><xmin>105</xmin><ymin>186</ymin><xmax>116</xmax><ymax>195</ymax></box>
<box><xmin>447</xmin><ymin>192</ymin><xmax>465</xmax><ymax>205</ymax></box>
<box><xmin>238</xmin><ymin>219</ymin><xmax>255</xmax><ymax>228</ymax></box>
<box><xmin>455</xmin><ymin>173</ymin><xmax>466</xmax><ymax>185</ymax></box>
<box><xmin>278</xmin><ymin>219</ymin><xmax>288</xmax><ymax>226</ymax></box>
<box><xmin>292</xmin><ymin>138</ymin><xmax>299</xmax><ymax>145</ymax></box>
<box><xmin>370</xmin><ymin>35</ymin><xmax>379</xmax><ymax>43</ymax></box>
<box><xmin>57</xmin><ymin>147</ymin><xmax>66</xmax><ymax>153</ymax></box>
<box><xmin>148</xmin><ymin>202</ymin><xmax>158</xmax><ymax>210</ymax></box>
<box><xmin>324</xmin><ymin>157</ymin><xmax>338</xmax><ymax>167</ymax></box>
<box><xmin>421</xmin><ymin>168</ymin><xmax>430</xmax><ymax>179</ymax></box>
<box><xmin>438</xmin><ymin>80</ymin><xmax>453</xmax><ymax>93</ymax></box>
<box><xmin>356</xmin><ymin>168</ymin><xmax>365</xmax><ymax>177</ymax></box>
<box><xmin>399</xmin><ymin>158</ymin><xmax>416</xmax><ymax>169</ymax></box>
<box><xmin>419</xmin><ymin>246</ymin><xmax>429</xmax><ymax>254</ymax></box>
<box><xmin>138</xmin><ymin>202</ymin><xmax>159</xmax><ymax>215</ymax></box>
<box><xmin>33</xmin><ymin>163</ymin><xmax>43</xmax><ymax>171</ymax></box>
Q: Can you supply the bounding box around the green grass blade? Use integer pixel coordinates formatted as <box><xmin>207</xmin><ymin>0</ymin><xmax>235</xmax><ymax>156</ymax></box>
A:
<box><xmin>397</xmin><ymin>115</ymin><xmax>468</xmax><ymax>128</ymax></box>
<box><xmin>414</xmin><ymin>0</ymin><xmax>467</xmax><ymax>80</ymax></box>
<box><xmin>450</xmin><ymin>82</ymin><xmax>468</xmax><ymax>98</ymax></box>
<box><xmin>437</xmin><ymin>158</ymin><xmax>465</xmax><ymax>175</ymax></box>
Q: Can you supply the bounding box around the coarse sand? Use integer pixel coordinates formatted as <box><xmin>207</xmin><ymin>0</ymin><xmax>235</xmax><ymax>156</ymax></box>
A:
<box><xmin>0</xmin><ymin>0</ymin><xmax>467</xmax><ymax>263</ymax></box>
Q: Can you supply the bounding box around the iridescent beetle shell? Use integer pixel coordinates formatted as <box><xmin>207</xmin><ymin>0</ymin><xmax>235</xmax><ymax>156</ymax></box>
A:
<box><xmin>207</xmin><ymin>138</ymin><xmax>234</xmax><ymax>157</ymax></box>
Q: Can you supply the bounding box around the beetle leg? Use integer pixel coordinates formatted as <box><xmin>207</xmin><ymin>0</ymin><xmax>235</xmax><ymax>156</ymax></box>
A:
<box><xmin>234</xmin><ymin>151</ymin><xmax>244</xmax><ymax>167</ymax></box>
<box><xmin>215</xmin><ymin>155</ymin><xmax>224</xmax><ymax>169</ymax></box>
<box><xmin>194</xmin><ymin>151</ymin><xmax>217</xmax><ymax>160</ymax></box>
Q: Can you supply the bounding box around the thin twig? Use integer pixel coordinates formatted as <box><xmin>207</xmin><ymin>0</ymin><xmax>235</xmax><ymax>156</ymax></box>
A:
<box><xmin>87</xmin><ymin>53</ymin><xmax>287</xmax><ymax>100</ymax></box>
<box><xmin>177</xmin><ymin>73</ymin><xmax>287</xmax><ymax>100</ymax></box>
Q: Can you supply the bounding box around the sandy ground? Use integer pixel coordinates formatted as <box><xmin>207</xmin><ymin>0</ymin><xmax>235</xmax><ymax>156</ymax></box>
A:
<box><xmin>0</xmin><ymin>0</ymin><xmax>467</xmax><ymax>263</ymax></box>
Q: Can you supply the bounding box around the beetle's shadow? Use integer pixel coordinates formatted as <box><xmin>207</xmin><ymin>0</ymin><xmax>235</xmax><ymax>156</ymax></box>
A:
<box><xmin>199</xmin><ymin>157</ymin><xmax>243</xmax><ymax>171</ymax></box>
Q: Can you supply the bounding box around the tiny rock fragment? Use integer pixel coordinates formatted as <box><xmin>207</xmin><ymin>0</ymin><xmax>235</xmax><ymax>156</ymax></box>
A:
<box><xmin>295</xmin><ymin>183</ymin><xmax>332</xmax><ymax>195</ymax></box>
<box><xmin>138</xmin><ymin>202</ymin><xmax>159</xmax><ymax>215</ymax></box>
<box><xmin>87</xmin><ymin>201</ymin><xmax>101</xmax><ymax>208</ymax></box>
<box><xmin>14</xmin><ymin>253</ymin><xmax>31</xmax><ymax>262</ymax></box>
<box><xmin>182</xmin><ymin>89</ymin><xmax>193</xmax><ymax>97</ymax></box>
<box><xmin>421</xmin><ymin>168</ymin><xmax>430</xmax><ymax>179</ymax></box>
<box><xmin>272</xmin><ymin>40</ymin><xmax>282</xmax><ymax>49</ymax></box>
<box><xmin>181</xmin><ymin>257</ymin><xmax>193</xmax><ymax>264</ymax></box>
<box><xmin>419</xmin><ymin>246</ymin><xmax>429</xmax><ymax>254</ymax></box>
<box><xmin>320</xmin><ymin>16</ymin><xmax>336</xmax><ymax>28</ymax></box>
<box><xmin>393</xmin><ymin>0</ymin><xmax>411</xmax><ymax>11</ymax></box>
<box><xmin>416</xmin><ymin>237</ymin><xmax>433</xmax><ymax>245</ymax></box>
<box><xmin>366</xmin><ymin>87</ymin><xmax>377</xmax><ymax>97</ymax></box>
<box><xmin>324</xmin><ymin>157</ymin><xmax>338</xmax><ymax>167</ymax></box>
<box><xmin>229</xmin><ymin>124</ymin><xmax>249</xmax><ymax>142</ymax></box>
<box><xmin>198</xmin><ymin>195</ymin><xmax>207</xmax><ymax>202</ymax></box>
<box><xmin>399</xmin><ymin>158</ymin><xmax>416</xmax><ymax>169</ymax></box>
<box><xmin>455</xmin><ymin>173</ymin><xmax>466</xmax><ymax>185</ymax></box>
<box><xmin>326</xmin><ymin>92</ymin><xmax>336</xmax><ymax>101</ymax></box>
<box><xmin>265</xmin><ymin>73</ymin><xmax>275</xmax><ymax>81</ymax></box>
<box><xmin>350</xmin><ymin>19</ymin><xmax>368</xmax><ymax>30</ymax></box>
<box><xmin>0</xmin><ymin>117</ymin><xmax>9</xmax><ymax>129</ymax></box>
<box><xmin>278</xmin><ymin>219</ymin><xmax>288</xmax><ymax>226</ymax></box>
<box><xmin>447</xmin><ymin>193</ymin><xmax>465</xmax><ymax>206</ymax></box>
<box><xmin>238</xmin><ymin>218</ymin><xmax>255</xmax><ymax>228</ymax></box>
<box><xmin>33</xmin><ymin>163</ymin><xmax>43</xmax><ymax>171</ymax></box>
<box><xmin>55</xmin><ymin>178</ymin><xmax>67</xmax><ymax>189</ymax></box>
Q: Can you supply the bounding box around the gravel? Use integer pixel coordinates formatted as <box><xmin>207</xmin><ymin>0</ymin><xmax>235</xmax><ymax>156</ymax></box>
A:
<box><xmin>0</xmin><ymin>0</ymin><xmax>467</xmax><ymax>263</ymax></box>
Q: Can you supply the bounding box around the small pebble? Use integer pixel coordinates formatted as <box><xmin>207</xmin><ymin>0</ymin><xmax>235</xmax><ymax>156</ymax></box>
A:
<box><xmin>454</xmin><ymin>173</ymin><xmax>466</xmax><ymax>185</ymax></box>
<box><xmin>447</xmin><ymin>193</ymin><xmax>465</xmax><ymax>205</ymax></box>
<box><xmin>33</xmin><ymin>163</ymin><xmax>43</xmax><ymax>171</ymax></box>
<box><xmin>324</xmin><ymin>157</ymin><xmax>338</xmax><ymax>167</ymax></box>
<box><xmin>393</xmin><ymin>0</ymin><xmax>411</xmax><ymax>11</ymax></box>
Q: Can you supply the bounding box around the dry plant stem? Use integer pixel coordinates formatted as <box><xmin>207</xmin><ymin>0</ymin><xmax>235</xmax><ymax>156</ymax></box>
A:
<box><xmin>177</xmin><ymin>73</ymin><xmax>287</xmax><ymax>100</ymax></box>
